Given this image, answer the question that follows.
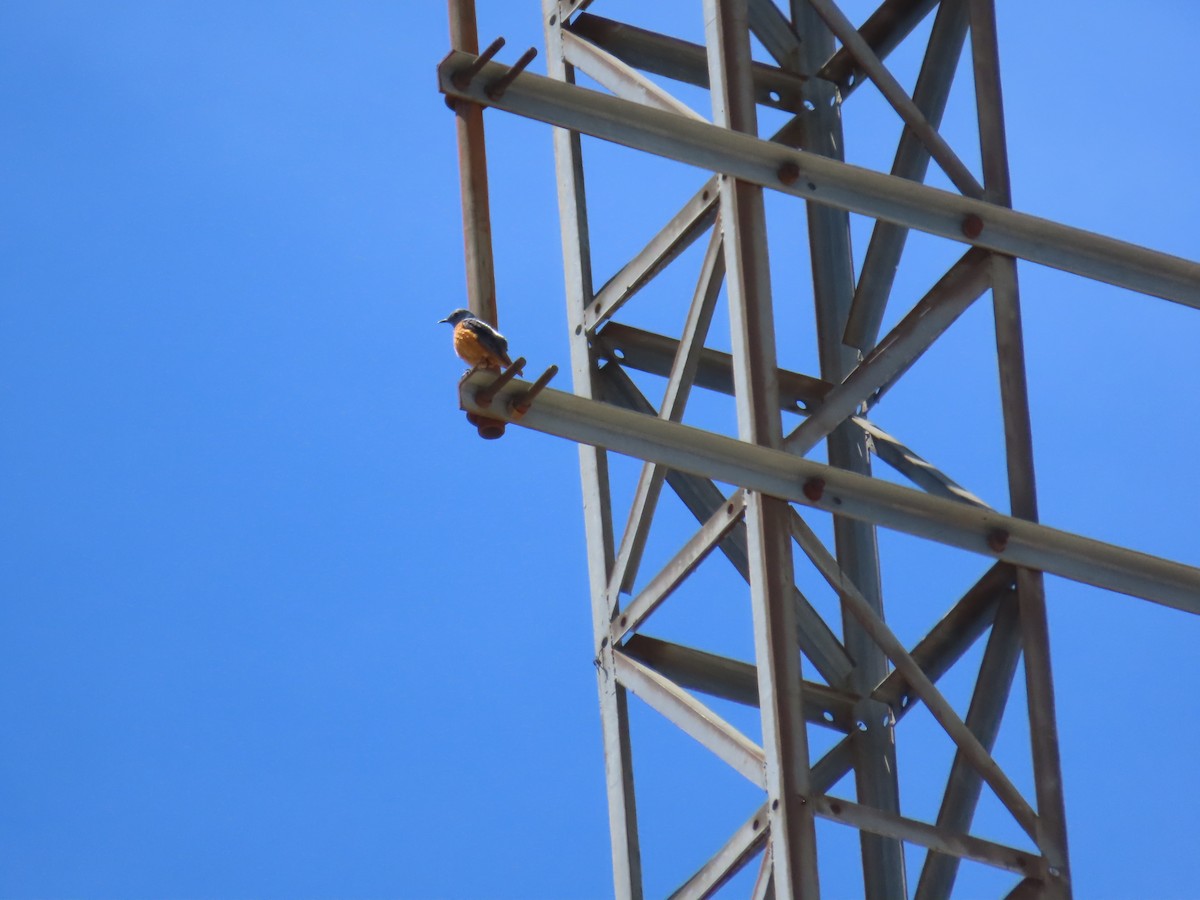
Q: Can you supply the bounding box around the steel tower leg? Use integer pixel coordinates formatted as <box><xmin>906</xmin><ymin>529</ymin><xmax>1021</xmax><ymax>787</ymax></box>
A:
<box><xmin>787</xmin><ymin>2</ymin><xmax>906</xmax><ymax>895</ymax></box>
<box><xmin>705</xmin><ymin>1</ymin><xmax>819</xmax><ymax>894</ymax></box>
<box><xmin>435</xmin><ymin>1</ymin><xmax>1200</xmax><ymax>894</ymax></box>
<box><xmin>543</xmin><ymin>5</ymin><xmax>643</xmax><ymax>896</ymax></box>
<box><xmin>968</xmin><ymin>1</ymin><xmax>1071</xmax><ymax>895</ymax></box>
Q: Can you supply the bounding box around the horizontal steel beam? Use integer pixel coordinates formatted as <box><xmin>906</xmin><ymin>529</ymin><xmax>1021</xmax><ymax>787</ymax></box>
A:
<box><xmin>568</xmin><ymin>13</ymin><xmax>809</xmax><ymax>113</ymax></box>
<box><xmin>621</xmin><ymin>634</ymin><xmax>859</xmax><ymax>730</ymax></box>
<box><xmin>458</xmin><ymin>370</ymin><xmax>1200</xmax><ymax>612</ymax></box>
<box><xmin>438</xmin><ymin>51</ymin><xmax>1200</xmax><ymax>308</ymax></box>
<box><xmin>811</xmin><ymin>794</ymin><xmax>1042</xmax><ymax>878</ymax></box>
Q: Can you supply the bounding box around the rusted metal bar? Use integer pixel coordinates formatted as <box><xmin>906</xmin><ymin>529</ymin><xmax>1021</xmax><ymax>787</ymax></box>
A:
<box><xmin>447</xmin><ymin>0</ymin><xmax>498</xmax><ymax>327</ymax></box>
<box><xmin>472</xmin><ymin>356</ymin><xmax>526</xmax><ymax>407</ymax></box>
<box><xmin>450</xmin><ymin>35</ymin><xmax>505</xmax><ymax>89</ymax></box>
<box><xmin>485</xmin><ymin>46</ymin><xmax>537</xmax><ymax>100</ymax></box>
<box><xmin>668</xmin><ymin>803</ymin><xmax>770</xmax><ymax>900</ymax></box>
<box><xmin>613</xmin><ymin>648</ymin><xmax>767</xmax><ymax>786</ymax></box>
<box><xmin>509</xmin><ymin>364</ymin><xmax>558</xmax><ymax>415</ymax></box>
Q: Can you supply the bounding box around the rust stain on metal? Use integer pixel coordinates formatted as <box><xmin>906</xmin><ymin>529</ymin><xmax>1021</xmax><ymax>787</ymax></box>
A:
<box><xmin>777</xmin><ymin>161</ymin><xmax>801</xmax><ymax>186</ymax></box>
<box><xmin>803</xmin><ymin>477</ymin><xmax>826</xmax><ymax>502</ymax></box>
<box><xmin>987</xmin><ymin>528</ymin><xmax>1010</xmax><ymax>552</ymax></box>
<box><xmin>962</xmin><ymin>213</ymin><xmax>984</xmax><ymax>239</ymax></box>
<box><xmin>465</xmin><ymin>411</ymin><xmax>505</xmax><ymax>439</ymax></box>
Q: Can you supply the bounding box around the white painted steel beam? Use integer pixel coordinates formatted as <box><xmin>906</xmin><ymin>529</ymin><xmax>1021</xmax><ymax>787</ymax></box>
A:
<box><xmin>612</xmin><ymin>649</ymin><xmax>768</xmax><ymax>786</ymax></box>
<box><xmin>437</xmin><ymin>52</ymin><xmax>1200</xmax><ymax>309</ymax></box>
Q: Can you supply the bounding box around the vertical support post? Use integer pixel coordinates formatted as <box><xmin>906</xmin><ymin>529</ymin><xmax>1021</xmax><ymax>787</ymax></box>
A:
<box><xmin>704</xmin><ymin>1</ymin><xmax>819</xmax><ymax>896</ymax></box>
<box><xmin>448</xmin><ymin>0</ymin><xmax>498</xmax><ymax>326</ymax></box>
<box><xmin>543</xmin><ymin>3</ymin><xmax>642</xmax><ymax>897</ymax></box>
<box><xmin>968</xmin><ymin>0</ymin><xmax>1072</xmax><ymax>895</ymax></box>
<box><xmin>789</xmin><ymin>2</ymin><xmax>906</xmax><ymax>895</ymax></box>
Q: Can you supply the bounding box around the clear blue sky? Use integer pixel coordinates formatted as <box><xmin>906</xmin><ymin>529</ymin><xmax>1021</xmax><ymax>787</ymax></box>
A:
<box><xmin>2</xmin><ymin>2</ymin><xmax>1198</xmax><ymax>898</ymax></box>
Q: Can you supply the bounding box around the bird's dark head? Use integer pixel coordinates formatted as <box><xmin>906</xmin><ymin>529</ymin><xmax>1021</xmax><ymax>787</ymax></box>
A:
<box><xmin>438</xmin><ymin>308</ymin><xmax>474</xmax><ymax>326</ymax></box>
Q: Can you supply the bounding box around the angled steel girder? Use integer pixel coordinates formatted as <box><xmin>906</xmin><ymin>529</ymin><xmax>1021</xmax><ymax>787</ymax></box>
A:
<box><xmin>437</xmin><ymin>50</ymin><xmax>1200</xmax><ymax>309</ymax></box>
<box><xmin>443</xmin><ymin>1</ymin><xmax>1200</xmax><ymax>897</ymax></box>
<box><xmin>457</xmin><ymin>370</ymin><xmax>1200</xmax><ymax>613</ymax></box>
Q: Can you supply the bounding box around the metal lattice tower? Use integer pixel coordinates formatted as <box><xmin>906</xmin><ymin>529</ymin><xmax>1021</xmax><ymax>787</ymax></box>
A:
<box><xmin>439</xmin><ymin>1</ymin><xmax>1200</xmax><ymax>896</ymax></box>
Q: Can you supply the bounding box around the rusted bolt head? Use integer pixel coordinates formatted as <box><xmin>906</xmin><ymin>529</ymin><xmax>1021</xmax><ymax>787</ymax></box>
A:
<box><xmin>466</xmin><ymin>411</ymin><xmax>506</xmax><ymax>440</ymax></box>
<box><xmin>986</xmin><ymin>528</ymin><xmax>1009</xmax><ymax>552</ymax></box>
<box><xmin>777</xmin><ymin>161</ymin><xmax>801</xmax><ymax>186</ymax></box>
<box><xmin>962</xmin><ymin>213</ymin><xmax>984</xmax><ymax>239</ymax></box>
<box><xmin>802</xmin><ymin>477</ymin><xmax>826</xmax><ymax>502</ymax></box>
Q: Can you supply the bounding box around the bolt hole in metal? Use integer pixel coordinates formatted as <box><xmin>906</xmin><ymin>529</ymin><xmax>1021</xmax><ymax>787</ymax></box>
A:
<box><xmin>548</xmin><ymin>14</ymin><xmax>556</xmax><ymax>25</ymax></box>
<box><xmin>574</xmin><ymin>324</ymin><xmax>582</xmax><ymax>335</ymax></box>
<box><xmin>767</xmin><ymin>89</ymin><xmax>781</xmax><ymax>103</ymax></box>
<box><xmin>822</xmin><ymin>710</ymin><xmax>834</xmax><ymax>723</ymax></box>
<box><xmin>611</xmin><ymin>347</ymin><xmax>625</xmax><ymax>361</ymax></box>
<box><xmin>803</xmin><ymin>99</ymin><xmax>816</xmax><ymax>111</ymax></box>
<box><xmin>900</xmin><ymin>694</ymin><xmax>910</xmax><ymax>708</ymax></box>
<box><xmin>856</xmin><ymin>720</ymin><xmax>868</xmax><ymax>732</ymax></box>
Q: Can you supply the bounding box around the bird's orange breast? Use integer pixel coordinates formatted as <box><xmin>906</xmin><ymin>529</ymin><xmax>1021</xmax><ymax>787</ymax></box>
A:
<box><xmin>453</xmin><ymin>322</ymin><xmax>504</xmax><ymax>370</ymax></box>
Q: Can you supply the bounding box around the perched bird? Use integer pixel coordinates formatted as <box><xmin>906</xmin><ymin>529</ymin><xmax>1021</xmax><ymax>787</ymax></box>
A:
<box><xmin>438</xmin><ymin>308</ymin><xmax>517</xmax><ymax>373</ymax></box>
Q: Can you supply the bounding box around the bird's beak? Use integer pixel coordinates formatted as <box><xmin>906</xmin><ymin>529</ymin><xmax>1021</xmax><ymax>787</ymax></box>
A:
<box><xmin>437</xmin><ymin>316</ymin><xmax>450</xmax><ymax>323</ymax></box>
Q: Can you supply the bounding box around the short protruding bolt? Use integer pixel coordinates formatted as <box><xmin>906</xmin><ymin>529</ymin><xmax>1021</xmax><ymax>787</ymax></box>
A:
<box><xmin>452</xmin><ymin>36</ymin><xmax>506</xmax><ymax>90</ymax></box>
<box><xmin>962</xmin><ymin>213</ymin><xmax>984</xmax><ymax>239</ymax></box>
<box><xmin>486</xmin><ymin>47</ymin><xmax>538</xmax><ymax>100</ymax></box>
<box><xmin>778</xmin><ymin>161</ymin><xmax>801</xmax><ymax>186</ymax></box>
